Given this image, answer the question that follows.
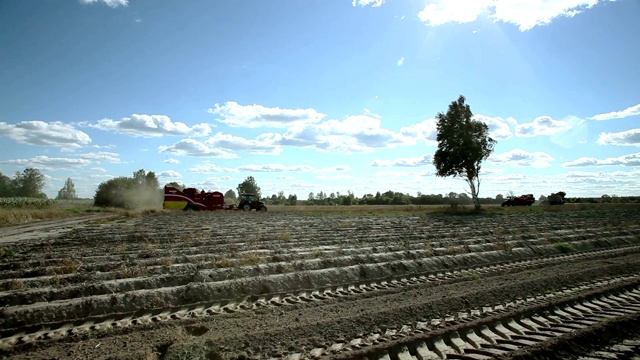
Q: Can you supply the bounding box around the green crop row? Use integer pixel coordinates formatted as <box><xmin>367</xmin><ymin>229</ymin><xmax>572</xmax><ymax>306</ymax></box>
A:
<box><xmin>0</xmin><ymin>197</ymin><xmax>54</xmax><ymax>209</ymax></box>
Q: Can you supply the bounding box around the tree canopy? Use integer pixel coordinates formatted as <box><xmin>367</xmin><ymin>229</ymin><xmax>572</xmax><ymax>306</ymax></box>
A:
<box><xmin>0</xmin><ymin>168</ymin><xmax>47</xmax><ymax>198</ymax></box>
<box><xmin>56</xmin><ymin>178</ymin><xmax>78</xmax><ymax>200</ymax></box>
<box><xmin>433</xmin><ymin>95</ymin><xmax>496</xmax><ymax>210</ymax></box>
<box><xmin>237</xmin><ymin>176</ymin><xmax>261</xmax><ymax>198</ymax></box>
<box><xmin>94</xmin><ymin>169</ymin><xmax>161</xmax><ymax>209</ymax></box>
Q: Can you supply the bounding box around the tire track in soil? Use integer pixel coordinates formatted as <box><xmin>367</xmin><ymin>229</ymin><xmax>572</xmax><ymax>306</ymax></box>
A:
<box><xmin>1</xmin><ymin>246</ymin><xmax>639</xmax><ymax>352</ymax></box>
<box><xmin>1</xmin><ymin>208</ymin><xmax>639</xmax><ymax>360</ymax></box>
<box><xmin>321</xmin><ymin>280</ymin><xmax>640</xmax><ymax>360</ymax></box>
<box><xmin>6</xmin><ymin>253</ymin><xmax>633</xmax><ymax>360</ymax></box>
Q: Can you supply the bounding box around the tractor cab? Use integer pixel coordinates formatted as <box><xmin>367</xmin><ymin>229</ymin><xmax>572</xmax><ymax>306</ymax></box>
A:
<box><xmin>238</xmin><ymin>193</ymin><xmax>267</xmax><ymax>211</ymax></box>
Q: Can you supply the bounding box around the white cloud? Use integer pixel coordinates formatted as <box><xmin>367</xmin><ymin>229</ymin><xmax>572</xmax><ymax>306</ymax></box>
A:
<box><xmin>205</xmin><ymin>132</ymin><xmax>282</xmax><ymax>155</ymax></box>
<box><xmin>208</xmin><ymin>101</ymin><xmax>325</xmax><ymax>129</ymax></box>
<box><xmin>164</xmin><ymin>158</ymin><xmax>180</xmax><ymax>164</ymax></box>
<box><xmin>589</xmin><ymin>104</ymin><xmax>640</xmax><ymax>121</ymax></box>
<box><xmin>474</xmin><ymin>115</ymin><xmax>515</xmax><ymax>140</ymax></box>
<box><xmin>1</xmin><ymin>155</ymin><xmax>91</xmax><ymax>168</ymax></box>
<box><xmin>278</xmin><ymin>114</ymin><xmax>410</xmax><ymax>153</ymax></box>
<box><xmin>352</xmin><ymin>0</ymin><xmax>384</xmax><ymax>7</ymax></box>
<box><xmin>159</xmin><ymin>139</ymin><xmax>238</xmax><ymax>158</ymax></box>
<box><xmin>418</xmin><ymin>0</ymin><xmax>492</xmax><ymax>27</ymax></box>
<box><xmin>236</xmin><ymin>164</ymin><xmax>351</xmax><ymax>173</ymax></box>
<box><xmin>489</xmin><ymin>148</ymin><xmax>555</xmax><ymax>167</ymax></box>
<box><xmin>370</xmin><ymin>154</ymin><xmax>432</xmax><ymax>167</ymax></box>
<box><xmin>79</xmin><ymin>0</ymin><xmax>128</xmax><ymax>7</ymax></box>
<box><xmin>91</xmin><ymin>114</ymin><xmax>212</xmax><ymax>138</ymax></box>
<box><xmin>397</xmin><ymin>57</ymin><xmax>405</xmax><ymax>66</ymax></box>
<box><xmin>236</xmin><ymin>164</ymin><xmax>315</xmax><ymax>173</ymax></box>
<box><xmin>158</xmin><ymin>170</ymin><xmax>182</xmax><ymax>179</ymax></box>
<box><xmin>78</xmin><ymin>151</ymin><xmax>123</xmax><ymax>163</ymax></box>
<box><xmin>563</xmin><ymin>152</ymin><xmax>640</xmax><ymax>167</ymax></box>
<box><xmin>0</xmin><ymin>121</ymin><xmax>91</xmax><ymax>149</ymax></box>
<box><xmin>597</xmin><ymin>128</ymin><xmax>640</xmax><ymax>147</ymax></box>
<box><xmin>399</xmin><ymin>118</ymin><xmax>438</xmax><ymax>146</ymax></box>
<box><xmin>187</xmin><ymin>163</ymin><xmax>229</xmax><ymax>174</ymax></box>
<box><xmin>417</xmin><ymin>0</ymin><xmax>612</xmax><ymax>31</ymax></box>
<box><xmin>515</xmin><ymin>116</ymin><xmax>572</xmax><ymax>137</ymax></box>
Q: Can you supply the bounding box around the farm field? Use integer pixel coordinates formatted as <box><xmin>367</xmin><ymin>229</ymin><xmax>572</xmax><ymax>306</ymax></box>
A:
<box><xmin>1</xmin><ymin>205</ymin><xmax>639</xmax><ymax>359</ymax></box>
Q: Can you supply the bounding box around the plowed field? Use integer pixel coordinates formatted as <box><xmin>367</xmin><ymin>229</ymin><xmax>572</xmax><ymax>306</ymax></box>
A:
<box><xmin>1</xmin><ymin>206</ymin><xmax>639</xmax><ymax>360</ymax></box>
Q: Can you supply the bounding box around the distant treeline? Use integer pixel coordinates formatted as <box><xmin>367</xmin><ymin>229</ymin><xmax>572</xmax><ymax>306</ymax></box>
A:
<box><xmin>262</xmin><ymin>190</ymin><xmax>640</xmax><ymax>206</ymax></box>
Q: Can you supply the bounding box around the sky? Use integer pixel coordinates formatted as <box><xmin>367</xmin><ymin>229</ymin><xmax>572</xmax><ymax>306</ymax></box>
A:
<box><xmin>1</xmin><ymin>0</ymin><xmax>639</xmax><ymax>200</ymax></box>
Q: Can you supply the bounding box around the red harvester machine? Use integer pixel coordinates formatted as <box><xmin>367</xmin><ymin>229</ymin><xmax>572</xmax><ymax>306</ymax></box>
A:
<box><xmin>501</xmin><ymin>194</ymin><xmax>535</xmax><ymax>207</ymax></box>
<box><xmin>163</xmin><ymin>186</ymin><xmax>236</xmax><ymax>211</ymax></box>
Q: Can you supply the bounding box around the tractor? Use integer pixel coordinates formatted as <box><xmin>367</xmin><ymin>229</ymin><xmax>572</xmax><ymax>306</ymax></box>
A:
<box><xmin>547</xmin><ymin>191</ymin><xmax>566</xmax><ymax>205</ymax></box>
<box><xmin>238</xmin><ymin>193</ymin><xmax>267</xmax><ymax>212</ymax></box>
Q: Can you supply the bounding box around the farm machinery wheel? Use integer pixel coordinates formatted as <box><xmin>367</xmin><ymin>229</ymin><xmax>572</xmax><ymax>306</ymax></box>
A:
<box><xmin>242</xmin><ymin>204</ymin><xmax>251</xmax><ymax>211</ymax></box>
<box><xmin>258</xmin><ymin>205</ymin><xmax>267</xmax><ymax>212</ymax></box>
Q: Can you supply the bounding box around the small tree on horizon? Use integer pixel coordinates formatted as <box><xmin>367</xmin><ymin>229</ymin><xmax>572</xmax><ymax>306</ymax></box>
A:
<box><xmin>433</xmin><ymin>95</ymin><xmax>496</xmax><ymax>211</ymax></box>
<box><xmin>237</xmin><ymin>176</ymin><xmax>261</xmax><ymax>198</ymax></box>
<box><xmin>224</xmin><ymin>189</ymin><xmax>237</xmax><ymax>203</ymax></box>
<box><xmin>56</xmin><ymin>178</ymin><xmax>78</xmax><ymax>199</ymax></box>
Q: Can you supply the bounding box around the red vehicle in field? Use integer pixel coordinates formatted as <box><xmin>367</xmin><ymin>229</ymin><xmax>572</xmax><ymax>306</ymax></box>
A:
<box><xmin>501</xmin><ymin>194</ymin><xmax>535</xmax><ymax>207</ymax></box>
<box><xmin>163</xmin><ymin>186</ymin><xmax>235</xmax><ymax>211</ymax></box>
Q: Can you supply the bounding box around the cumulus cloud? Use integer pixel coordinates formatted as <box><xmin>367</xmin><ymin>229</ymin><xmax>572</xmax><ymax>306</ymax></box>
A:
<box><xmin>157</xmin><ymin>170</ymin><xmax>182</xmax><ymax>179</ymax></box>
<box><xmin>1</xmin><ymin>155</ymin><xmax>91</xmax><ymax>168</ymax></box>
<box><xmin>91</xmin><ymin>114</ymin><xmax>212</xmax><ymax>138</ymax></box>
<box><xmin>164</xmin><ymin>158</ymin><xmax>180</xmax><ymax>164</ymax></box>
<box><xmin>278</xmin><ymin>114</ymin><xmax>410</xmax><ymax>153</ymax></box>
<box><xmin>0</xmin><ymin>121</ymin><xmax>91</xmax><ymax>149</ymax></box>
<box><xmin>515</xmin><ymin>116</ymin><xmax>572</xmax><ymax>137</ymax></box>
<box><xmin>489</xmin><ymin>148</ymin><xmax>555</xmax><ymax>167</ymax></box>
<box><xmin>237</xmin><ymin>164</ymin><xmax>352</xmax><ymax>173</ymax></box>
<box><xmin>158</xmin><ymin>139</ymin><xmax>238</xmax><ymax>158</ymax></box>
<box><xmin>474</xmin><ymin>115</ymin><xmax>516</xmax><ymax>140</ymax></box>
<box><xmin>352</xmin><ymin>0</ymin><xmax>384</xmax><ymax>7</ymax></box>
<box><xmin>235</xmin><ymin>164</ymin><xmax>315</xmax><ymax>173</ymax></box>
<box><xmin>78</xmin><ymin>151</ymin><xmax>123</xmax><ymax>163</ymax></box>
<box><xmin>399</xmin><ymin>118</ymin><xmax>438</xmax><ymax>146</ymax></box>
<box><xmin>205</xmin><ymin>132</ymin><xmax>282</xmax><ymax>155</ymax></box>
<box><xmin>370</xmin><ymin>154</ymin><xmax>432</xmax><ymax>167</ymax></box>
<box><xmin>589</xmin><ymin>104</ymin><xmax>640</xmax><ymax>121</ymax></box>
<box><xmin>208</xmin><ymin>101</ymin><xmax>325</xmax><ymax>129</ymax></box>
<box><xmin>417</xmin><ymin>0</ymin><xmax>612</xmax><ymax>31</ymax></box>
<box><xmin>397</xmin><ymin>57</ymin><xmax>405</xmax><ymax>66</ymax></box>
<box><xmin>187</xmin><ymin>163</ymin><xmax>229</xmax><ymax>174</ymax></box>
<box><xmin>597</xmin><ymin>128</ymin><xmax>640</xmax><ymax>147</ymax></box>
<box><xmin>563</xmin><ymin>152</ymin><xmax>640</xmax><ymax>167</ymax></box>
<box><xmin>80</xmin><ymin>0</ymin><xmax>128</xmax><ymax>7</ymax></box>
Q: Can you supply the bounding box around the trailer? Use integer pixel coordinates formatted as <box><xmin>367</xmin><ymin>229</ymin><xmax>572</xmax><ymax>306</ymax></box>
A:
<box><xmin>163</xmin><ymin>186</ymin><xmax>235</xmax><ymax>211</ymax></box>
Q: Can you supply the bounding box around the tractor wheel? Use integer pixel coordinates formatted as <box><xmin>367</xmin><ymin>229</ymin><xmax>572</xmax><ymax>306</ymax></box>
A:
<box><xmin>258</xmin><ymin>205</ymin><xmax>267</xmax><ymax>212</ymax></box>
<box><xmin>242</xmin><ymin>204</ymin><xmax>251</xmax><ymax>211</ymax></box>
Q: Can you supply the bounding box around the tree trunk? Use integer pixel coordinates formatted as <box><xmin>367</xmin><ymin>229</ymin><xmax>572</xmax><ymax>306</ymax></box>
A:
<box><xmin>466</xmin><ymin>176</ymin><xmax>481</xmax><ymax>211</ymax></box>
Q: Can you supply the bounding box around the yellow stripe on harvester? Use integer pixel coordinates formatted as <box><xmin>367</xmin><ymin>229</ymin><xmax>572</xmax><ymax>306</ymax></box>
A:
<box><xmin>163</xmin><ymin>201</ymin><xmax>188</xmax><ymax>209</ymax></box>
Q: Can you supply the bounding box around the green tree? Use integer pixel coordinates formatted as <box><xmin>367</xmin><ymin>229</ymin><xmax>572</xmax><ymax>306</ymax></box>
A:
<box><xmin>13</xmin><ymin>168</ymin><xmax>46</xmax><ymax>198</ymax></box>
<box><xmin>237</xmin><ymin>176</ymin><xmax>261</xmax><ymax>198</ymax></box>
<box><xmin>224</xmin><ymin>189</ymin><xmax>237</xmax><ymax>202</ymax></box>
<box><xmin>56</xmin><ymin>178</ymin><xmax>78</xmax><ymax>199</ymax></box>
<box><xmin>165</xmin><ymin>182</ymin><xmax>185</xmax><ymax>190</ymax></box>
<box><xmin>0</xmin><ymin>172</ymin><xmax>15</xmax><ymax>197</ymax></box>
<box><xmin>94</xmin><ymin>169</ymin><xmax>161</xmax><ymax>209</ymax></box>
<box><xmin>433</xmin><ymin>95</ymin><xmax>496</xmax><ymax>210</ymax></box>
<box><xmin>94</xmin><ymin>177</ymin><xmax>136</xmax><ymax>208</ymax></box>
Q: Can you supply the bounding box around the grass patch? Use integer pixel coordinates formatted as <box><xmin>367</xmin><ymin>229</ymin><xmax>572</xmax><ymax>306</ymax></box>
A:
<box><xmin>464</xmin><ymin>272</ymin><xmax>481</xmax><ymax>280</ymax></box>
<box><xmin>0</xmin><ymin>248</ymin><xmax>15</xmax><ymax>258</ymax></box>
<box><xmin>554</xmin><ymin>242</ymin><xmax>574</xmax><ymax>253</ymax></box>
<box><xmin>0</xmin><ymin>279</ymin><xmax>24</xmax><ymax>291</ymax></box>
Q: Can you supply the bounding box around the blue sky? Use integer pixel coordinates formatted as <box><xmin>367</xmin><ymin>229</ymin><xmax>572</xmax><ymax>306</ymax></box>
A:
<box><xmin>1</xmin><ymin>0</ymin><xmax>639</xmax><ymax>199</ymax></box>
